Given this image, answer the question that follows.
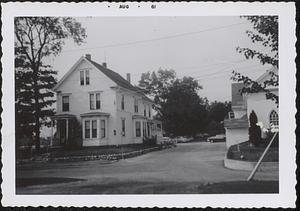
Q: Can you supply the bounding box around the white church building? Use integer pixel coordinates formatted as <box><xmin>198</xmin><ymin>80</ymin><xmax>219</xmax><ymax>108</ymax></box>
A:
<box><xmin>224</xmin><ymin>67</ymin><xmax>279</xmax><ymax>148</ymax></box>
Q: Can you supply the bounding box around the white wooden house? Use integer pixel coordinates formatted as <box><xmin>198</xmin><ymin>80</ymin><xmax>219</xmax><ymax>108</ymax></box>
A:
<box><xmin>51</xmin><ymin>54</ymin><xmax>162</xmax><ymax>147</ymax></box>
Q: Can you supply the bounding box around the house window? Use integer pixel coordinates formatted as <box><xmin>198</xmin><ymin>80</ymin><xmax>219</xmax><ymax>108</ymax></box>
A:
<box><xmin>121</xmin><ymin>95</ymin><xmax>125</xmax><ymax>110</ymax></box>
<box><xmin>143</xmin><ymin>122</ymin><xmax>147</xmax><ymax>137</ymax></box>
<box><xmin>92</xmin><ymin>120</ymin><xmax>97</xmax><ymax>138</ymax></box>
<box><xmin>134</xmin><ymin>99</ymin><xmax>138</xmax><ymax>113</ymax></box>
<box><xmin>101</xmin><ymin>120</ymin><xmax>106</xmax><ymax>138</ymax></box>
<box><xmin>90</xmin><ymin>93</ymin><xmax>95</xmax><ymax>110</ymax></box>
<box><xmin>80</xmin><ymin>71</ymin><xmax>84</xmax><ymax>85</ymax></box>
<box><xmin>121</xmin><ymin>119</ymin><xmax>125</xmax><ymax>136</ymax></box>
<box><xmin>144</xmin><ymin>105</ymin><xmax>146</xmax><ymax>117</ymax></box>
<box><xmin>85</xmin><ymin>120</ymin><xmax>90</xmax><ymax>139</ymax></box>
<box><xmin>147</xmin><ymin>122</ymin><xmax>150</xmax><ymax>137</ymax></box>
<box><xmin>85</xmin><ymin>70</ymin><xmax>90</xmax><ymax>85</ymax></box>
<box><xmin>90</xmin><ymin>93</ymin><xmax>101</xmax><ymax>110</ymax></box>
<box><xmin>135</xmin><ymin>121</ymin><xmax>141</xmax><ymax>137</ymax></box>
<box><xmin>269</xmin><ymin>110</ymin><xmax>279</xmax><ymax>126</ymax></box>
<box><xmin>96</xmin><ymin>93</ymin><xmax>101</xmax><ymax>109</ymax></box>
<box><xmin>80</xmin><ymin>70</ymin><xmax>90</xmax><ymax>85</ymax></box>
<box><xmin>62</xmin><ymin>96</ymin><xmax>69</xmax><ymax>112</ymax></box>
<box><xmin>148</xmin><ymin>105</ymin><xmax>151</xmax><ymax>117</ymax></box>
<box><xmin>229</xmin><ymin>112</ymin><xmax>235</xmax><ymax>119</ymax></box>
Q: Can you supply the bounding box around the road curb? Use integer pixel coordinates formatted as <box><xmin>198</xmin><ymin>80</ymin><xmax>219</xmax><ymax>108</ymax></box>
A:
<box><xmin>224</xmin><ymin>157</ymin><xmax>279</xmax><ymax>171</ymax></box>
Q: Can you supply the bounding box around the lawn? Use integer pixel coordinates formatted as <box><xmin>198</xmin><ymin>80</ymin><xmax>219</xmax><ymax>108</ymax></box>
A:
<box><xmin>197</xmin><ymin>180</ymin><xmax>279</xmax><ymax>194</ymax></box>
<box><xmin>227</xmin><ymin>141</ymin><xmax>278</xmax><ymax>162</ymax></box>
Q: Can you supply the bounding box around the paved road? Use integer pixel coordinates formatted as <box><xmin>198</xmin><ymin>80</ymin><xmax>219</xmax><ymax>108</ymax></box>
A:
<box><xmin>16</xmin><ymin>142</ymin><xmax>278</xmax><ymax>194</ymax></box>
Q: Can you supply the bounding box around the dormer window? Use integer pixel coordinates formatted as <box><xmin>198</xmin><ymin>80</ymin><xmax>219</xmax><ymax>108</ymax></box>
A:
<box><xmin>80</xmin><ymin>71</ymin><xmax>84</xmax><ymax>85</ymax></box>
<box><xmin>85</xmin><ymin>70</ymin><xmax>90</xmax><ymax>85</ymax></box>
<box><xmin>80</xmin><ymin>70</ymin><xmax>90</xmax><ymax>85</ymax></box>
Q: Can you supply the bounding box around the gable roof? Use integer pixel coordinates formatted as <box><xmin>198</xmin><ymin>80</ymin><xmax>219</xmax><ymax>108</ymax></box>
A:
<box><xmin>256</xmin><ymin>66</ymin><xmax>278</xmax><ymax>84</ymax></box>
<box><xmin>87</xmin><ymin>58</ymin><xmax>152</xmax><ymax>103</ymax></box>
<box><xmin>53</xmin><ymin>56</ymin><xmax>153</xmax><ymax>103</ymax></box>
<box><xmin>87</xmin><ymin>59</ymin><xmax>138</xmax><ymax>93</ymax></box>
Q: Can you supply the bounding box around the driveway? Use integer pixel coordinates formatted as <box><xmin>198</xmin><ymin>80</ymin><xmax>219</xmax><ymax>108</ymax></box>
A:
<box><xmin>16</xmin><ymin>142</ymin><xmax>278</xmax><ymax>194</ymax></box>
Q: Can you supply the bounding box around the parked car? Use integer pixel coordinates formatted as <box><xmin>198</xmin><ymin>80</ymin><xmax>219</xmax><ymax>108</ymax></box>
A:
<box><xmin>159</xmin><ymin>136</ymin><xmax>177</xmax><ymax>145</ymax></box>
<box><xmin>176</xmin><ymin>136</ymin><xmax>193</xmax><ymax>143</ymax></box>
<box><xmin>194</xmin><ymin>133</ymin><xmax>210</xmax><ymax>142</ymax></box>
<box><xmin>207</xmin><ymin>134</ymin><xmax>226</xmax><ymax>143</ymax></box>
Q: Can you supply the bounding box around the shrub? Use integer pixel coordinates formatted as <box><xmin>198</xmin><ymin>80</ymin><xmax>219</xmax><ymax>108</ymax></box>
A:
<box><xmin>143</xmin><ymin>136</ymin><xmax>157</xmax><ymax>146</ymax></box>
<box><xmin>248</xmin><ymin>110</ymin><xmax>261</xmax><ymax>147</ymax></box>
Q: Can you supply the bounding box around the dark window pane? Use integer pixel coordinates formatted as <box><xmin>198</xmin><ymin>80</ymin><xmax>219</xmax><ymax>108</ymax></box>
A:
<box><xmin>121</xmin><ymin>95</ymin><xmax>125</xmax><ymax>110</ymax></box>
<box><xmin>92</xmin><ymin>120</ymin><xmax>97</xmax><ymax>138</ymax></box>
<box><xmin>122</xmin><ymin>119</ymin><xmax>125</xmax><ymax>136</ymax></box>
<box><xmin>96</xmin><ymin>93</ymin><xmax>101</xmax><ymax>109</ymax></box>
<box><xmin>85</xmin><ymin>120</ymin><xmax>90</xmax><ymax>138</ymax></box>
<box><xmin>136</xmin><ymin>121</ymin><xmax>141</xmax><ymax>137</ymax></box>
<box><xmin>86</xmin><ymin>70</ymin><xmax>90</xmax><ymax>85</ymax></box>
<box><xmin>80</xmin><ymin>71</ymin><xmax>84</xmax><ymax>85</ymax></box>
<box><xmin>62</xmin><ymin>96</ymin><xmax>69</xmax><ymax>111</ymax></box>
<box><xmin>90</xmin><ymin>93</ymin><xmax>95</xmax><ymax>110</ymax></box>
<box><xmin>101</xmin><ymin>120</ymin><xmax>105</xmax><ymax>138</ymax></box>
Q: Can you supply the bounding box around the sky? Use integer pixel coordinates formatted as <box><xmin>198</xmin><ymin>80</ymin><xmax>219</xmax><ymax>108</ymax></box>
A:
<box><xmin>48</xmin><ymin>16</ymin><xmax>273</xmax><ymax>102</ymax></box>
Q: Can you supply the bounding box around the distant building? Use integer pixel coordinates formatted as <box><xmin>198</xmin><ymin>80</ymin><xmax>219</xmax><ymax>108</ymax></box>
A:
<box><xmin>51</xmin><ymin>54</ymin><xmax>162</xmax><ymax>147</ymax></box>
<box><xmin>224</xmin><ymin>67</ymin><xmax>278</xmax><ymax>148</ymax></box>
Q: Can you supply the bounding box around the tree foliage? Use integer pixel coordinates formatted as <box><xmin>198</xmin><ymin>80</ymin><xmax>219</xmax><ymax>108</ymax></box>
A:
<box><xmin>232</xmin><ymin>16</ymin><xmax>278</xmax><ymax>105</ymax></box>
<box><xmin>160</xmin><ymin>77</ymin><xmax>208</xmax><ymax>137</ymax></box>
<box><xmin>236</xmin><ymin>16</ymin><xmax>278</xmax><ymax>67</ymax></box>
<box><xmin>208</xmin><ymin>101</ymin><xmax>232</xmax><ymax>123</ymax></box>
<box><xmin>205</xmin><ymin>101</ymin><xmax>231</xmax><ymax>135</ymax></box>
<box><xmin>138</xmin><ymin>68</ymin><xmax>176</xmax><ymax>117</ymax></box>
<box><xmin>15</xmin><ymin>17</ymin><xmax>87</xmax><ymax>150</ymax></box>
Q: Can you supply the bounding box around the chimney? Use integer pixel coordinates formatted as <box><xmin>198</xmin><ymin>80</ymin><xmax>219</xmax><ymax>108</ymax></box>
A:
<box><xmin>102</xmin><ymin>62</ymin><xmax>107</xmax><ymax>68</ymax></box>
<box><xmin>126</xmin><ymin>73</ymin><xmax>131</xmax><ymax>83</ymax></box>
<box><xmin>85</xmin><ymin>54</ymin><xmax>91</xmax><ymax>60</ymax></box>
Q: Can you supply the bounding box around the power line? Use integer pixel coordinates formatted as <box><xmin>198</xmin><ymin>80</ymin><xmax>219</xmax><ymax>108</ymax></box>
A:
<box><xmin>61</xmin><ymin>21</ymin><xmax>248</xmax><ymax>53</ymax></box>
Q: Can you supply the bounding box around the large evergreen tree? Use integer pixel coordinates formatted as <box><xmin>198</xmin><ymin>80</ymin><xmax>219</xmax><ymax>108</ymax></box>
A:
<box><xmin>232</xmin><ymin>16</ymin><xmax>278</xmax><ymax>105</ymax></box>
<box><xmin>15</xmin><ymin>17</ymin><xmax>87</xmax><ymax>150</ymax></box>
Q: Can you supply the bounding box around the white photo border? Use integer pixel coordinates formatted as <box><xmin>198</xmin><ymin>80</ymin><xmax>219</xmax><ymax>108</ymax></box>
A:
<box><xmin>1</xmin><ymin>2</ymin><xmax>296</xmax><ymax>208</ymax></box>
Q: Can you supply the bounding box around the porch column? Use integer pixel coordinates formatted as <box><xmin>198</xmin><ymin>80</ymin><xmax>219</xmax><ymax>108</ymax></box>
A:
<box><xmin>50</xmin><ymin>119</ymin><xmax>54</xmax><ymax>146</ymax></box>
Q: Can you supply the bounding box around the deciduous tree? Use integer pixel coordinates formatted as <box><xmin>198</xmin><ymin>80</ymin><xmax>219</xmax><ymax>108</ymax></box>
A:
<box><xmin>138</xmin><ymin>68</ymin><xmax>176</xmax><ymax>117</ymax></box>
<box><xmin>232</xmin><ymin>16</ymin><xmax>278</xmax><ymax>105</ymax></box>
<box><xmin>160</xmin><ymin>77</ymin><xmax>208</xmax><ymax>137</ymax></box>
<box><xmin>15</xmin><ymin>17</ymin><xmax>87</xmax><ymax>150</ymax></box>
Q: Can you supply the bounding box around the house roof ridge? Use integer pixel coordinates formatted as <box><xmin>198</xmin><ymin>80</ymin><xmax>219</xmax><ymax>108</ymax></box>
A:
<box><xmin>88</xmin><ymin>58</ymin><xmax>153</xmax><ymax>103</ymax></box>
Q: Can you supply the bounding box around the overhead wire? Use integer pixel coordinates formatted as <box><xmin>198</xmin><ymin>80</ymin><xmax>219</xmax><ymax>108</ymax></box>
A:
<box><xmin>60</xmin><ymin>21</ymin><xmax>249</xmax><ymax>53</ymax></box>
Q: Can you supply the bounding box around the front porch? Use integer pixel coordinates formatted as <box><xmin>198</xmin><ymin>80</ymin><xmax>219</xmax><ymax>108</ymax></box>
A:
<box><xmin>50</xmin><ymin>114</ymin><xmax>80</xmax><ymax>147</ymax></box>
